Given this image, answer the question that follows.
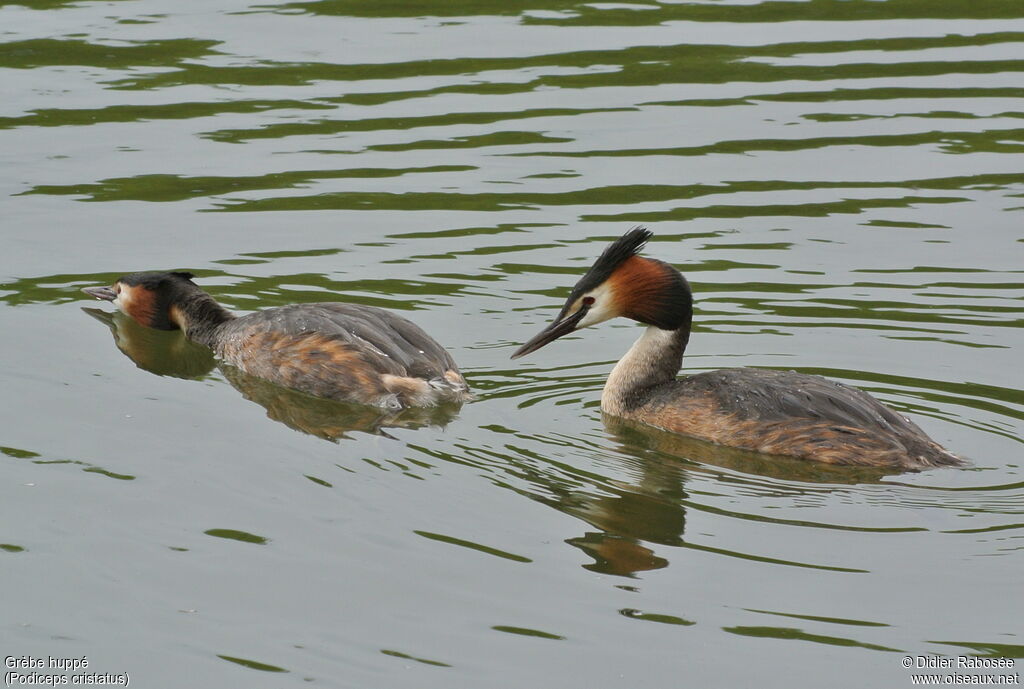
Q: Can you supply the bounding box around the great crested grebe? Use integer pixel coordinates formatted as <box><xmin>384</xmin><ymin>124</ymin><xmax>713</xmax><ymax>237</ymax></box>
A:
<box><xmin>83</xmin><ymin>271</ymin><xmax>470</xmax><ymax>409</ymax></box>
<box><xmin>512</xmin><ymin>228</ymin><xmax>961</xmax><ymax>470</ymax></box>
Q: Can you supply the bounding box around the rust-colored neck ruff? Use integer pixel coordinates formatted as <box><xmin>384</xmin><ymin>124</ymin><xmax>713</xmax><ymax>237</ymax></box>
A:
<box><xmin>608</xmin><ymin>256</ymin><xmax>692</xmax><ymax>331</ymax></box>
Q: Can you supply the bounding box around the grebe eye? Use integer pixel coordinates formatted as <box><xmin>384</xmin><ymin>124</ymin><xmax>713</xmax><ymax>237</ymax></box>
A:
<box><xmin>582</xmin><ymin>296</ymin><xmax>595</xmax><ymax>306</ymax></box>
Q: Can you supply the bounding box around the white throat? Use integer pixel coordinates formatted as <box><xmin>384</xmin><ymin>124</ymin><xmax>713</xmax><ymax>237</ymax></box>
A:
<box><xmin>601</xmin><ymin>326</ymin><xmax>683</xmax><ymax>416</ymax></box>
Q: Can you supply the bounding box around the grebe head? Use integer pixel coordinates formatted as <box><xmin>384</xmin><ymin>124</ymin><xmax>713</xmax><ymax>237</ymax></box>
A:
<box><xmin>82</xmin><ymin>271</ymin><xmax>200</xmax><ymax>330</ymax></box>
<box><xmin>512</xmin><ymin>227</ymin><xmax>692</xmax><ymax>359</ymax></box>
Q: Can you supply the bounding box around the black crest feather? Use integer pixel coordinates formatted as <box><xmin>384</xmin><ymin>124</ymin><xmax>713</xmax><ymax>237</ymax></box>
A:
<box><xmin>569</xmin><ymin>226</ymin><xmax>651</xmax><ymax>301</ymax></box>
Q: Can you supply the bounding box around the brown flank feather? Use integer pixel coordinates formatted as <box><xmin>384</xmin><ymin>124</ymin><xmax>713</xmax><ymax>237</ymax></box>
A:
<box><xmin>217</xmin><ymin>330</ymin><xmax>389</xmax><ymax>406</ymax></box>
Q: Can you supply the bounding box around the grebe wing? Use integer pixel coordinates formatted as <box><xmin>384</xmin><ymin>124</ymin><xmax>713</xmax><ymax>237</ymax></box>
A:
<box><xmin>313</xmin><ymin>303</ymin><xmax>460</xmax><ymax>378</ymax></box>
<box><xmin>228</xmin><ymin>303</ymin><xmax>459</xmax><ymax>379</ymax></box>
<box><xmin>683</xmin><ymin>368</ymin><xmax>928</xmax><ymax>437</ymax></box>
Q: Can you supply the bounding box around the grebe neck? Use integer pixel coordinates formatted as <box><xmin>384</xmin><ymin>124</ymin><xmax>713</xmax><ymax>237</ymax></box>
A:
<box><xmin>170</xmin><ymin>292</ymin><xmax>236</xmax><ymax>348</ymax></box>
<box><xmin>601</xmin><ymin>325</ymin><xmax>690</xmax><ymax>416</ymax></box>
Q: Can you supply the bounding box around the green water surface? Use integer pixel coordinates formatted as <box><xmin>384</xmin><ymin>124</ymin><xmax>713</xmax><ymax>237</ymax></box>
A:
<box><xmin>1</xmin><ymin>1</ymin><xmax>1022</xmax><ymax>687</ymax></box>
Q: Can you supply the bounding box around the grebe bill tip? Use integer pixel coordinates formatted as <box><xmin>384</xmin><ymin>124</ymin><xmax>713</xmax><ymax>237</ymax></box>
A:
<box><xmin>83</xmin><ymin>285</ymin><xmax>116</xmax><ymax>301</ymax></box>
<box><xmin>511</xmin><ymin>305</ymin><xmax>589</xmax><ymax>359</ymax></box>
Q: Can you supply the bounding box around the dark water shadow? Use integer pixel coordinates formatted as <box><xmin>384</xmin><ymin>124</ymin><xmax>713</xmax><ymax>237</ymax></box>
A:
<box><xmin>559</xmin><ymin>451</ymin><xmax>688</xmax><ymax>577</ymax></box>
<box><xmin>509</xmin><ymin>432</ymin><xmax>689</xmax><ymax>577</ymax></box>
<box><xmin>82</xmin><ymin>307</ymin><xmax>217</xmax><ymax>379</ymax></box>
<box><xmin>523</xmin><ymin>416</ymin><xmax>888</xmax><ymax>577</ymax></box>
<box><xmin>538</xmin><ymin>414</ymin><xmax>900</xmax><ymax>577</ymax></box>
<box><xmin>83</xmin><ymin>308</ymin><xmax>463</xmax><ymax>440</ymax></box>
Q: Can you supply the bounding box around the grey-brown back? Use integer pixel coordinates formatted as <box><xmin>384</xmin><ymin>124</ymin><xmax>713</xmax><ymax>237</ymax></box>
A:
<box><xmin>221</xmin><ymin>303</ymin><xmax>457</xmax><ymax>377</ymax></box>
<box><xmin>210</xmin><ymin>302</ymin><xmax>466</xmax><ymax>407</ymax></box>
<box><xmin>638</xmin><ymin>367</ymin><xmax>960</xmax><ymax>468</ymax></box>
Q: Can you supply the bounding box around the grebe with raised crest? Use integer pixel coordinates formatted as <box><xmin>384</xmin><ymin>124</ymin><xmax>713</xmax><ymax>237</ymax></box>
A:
<box><xmin>512</xmin><ymin>228</ymin><xmax>961</xmax><ymax>470</ymax></box>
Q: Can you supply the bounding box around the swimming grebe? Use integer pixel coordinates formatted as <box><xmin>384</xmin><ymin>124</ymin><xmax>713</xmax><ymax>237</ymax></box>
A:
<box><xmin>83</xmin><ymin>271</ymin><xmax>470</xmax><ymax>409</ymax></box>
<box><xmin>511</xmin><ymin>228</ymin><xmax>961</xmax><ymax>470</ymax></box>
